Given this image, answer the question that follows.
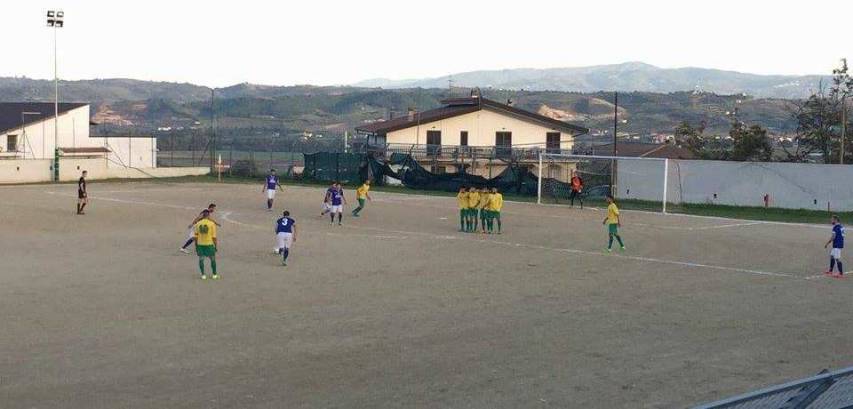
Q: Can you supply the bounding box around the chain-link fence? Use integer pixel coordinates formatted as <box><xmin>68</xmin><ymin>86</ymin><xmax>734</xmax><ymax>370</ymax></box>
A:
<box><xmin>694</xmin><ymin>367</ymin><xmax>853</xmax><ymax>409</ymax></box>
<box><xmin>156</xmin><ymin>133</ymin><xmax>345</xmax><ymax>179</ymax></box>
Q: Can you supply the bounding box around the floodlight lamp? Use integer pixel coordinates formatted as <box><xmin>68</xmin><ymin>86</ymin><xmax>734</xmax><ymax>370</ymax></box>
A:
<box><xmin>57</xmin><ymin>11</ymin><xmax>64</xmax><ymax>18</ymax></box>
<box><xmin>47</xmin><ymin>10</ymin><xmax>55</xmax><ymax>17</ymax></box>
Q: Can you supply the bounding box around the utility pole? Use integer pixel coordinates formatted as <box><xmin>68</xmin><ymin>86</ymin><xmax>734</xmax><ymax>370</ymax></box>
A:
<box><xmin>842</xmin><ymin>95</ymin><xmax>847</xmax><ymax>165</ymax></box>
<box><xmin>210</xmin><ymin>89</ymin><xmax>216</xmax><ymax>170</ymax></box>
<box><xmin>611</xmin><ymin>91</ymin><xmax>618</xmax><ymax>195</ymax></box>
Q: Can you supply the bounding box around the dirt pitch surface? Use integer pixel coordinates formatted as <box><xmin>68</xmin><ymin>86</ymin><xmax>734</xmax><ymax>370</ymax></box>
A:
<box><xmin>2</xmin><ymin>181</ymin><xmax>852</xmax><ymax>409</ymax></box>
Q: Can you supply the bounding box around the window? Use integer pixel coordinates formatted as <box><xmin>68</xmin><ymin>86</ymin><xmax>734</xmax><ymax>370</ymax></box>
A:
<box><xmin>7</xmin><ymin>135</ymin><xmax>17</xmax><ymax>152</ymax></box>
<box><xmin>426</xmin><ymin>130</ymin><xmax>441</xmax><ymax>156</ymax></box>
<box><xmin>460</xmin><ymin>131</ymin><xmax>468</xmax><ymax>146</ymax></box>
<box><xmin>546</xmin><ymin>132</ymin><xmax>561</xmax><ymax>154</ymax></box>
<box><xmin>495</xmin><ymin>131</ymin><xmax>512</xmax><ymax>158</ymax></box>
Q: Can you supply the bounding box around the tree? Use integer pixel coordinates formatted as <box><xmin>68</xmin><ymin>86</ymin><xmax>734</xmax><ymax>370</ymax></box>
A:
<box><xmin>788</xmin><ymin>59</ymin><xmax>853</xmax><ymax>163</ymax></box>
<box><xmin>786</xmin><ymin>85</ymin><xmax>838</xmax><ymax>162</ymax></box>
<box><xmin>730</xmin><ymin>122</ymin><xmax>772</xmax><ymax>161</ymax></box>
<box><xmin>673</xmin><ymin>120</ymin><xmax>728</xmax><ymax>160</ymax></box>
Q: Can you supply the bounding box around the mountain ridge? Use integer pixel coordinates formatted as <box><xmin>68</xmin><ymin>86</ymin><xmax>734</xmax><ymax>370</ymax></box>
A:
<box><xmin>353</xmin><ymin>62</ymin><xmax>828</xmax><ymax>99</ymax></box>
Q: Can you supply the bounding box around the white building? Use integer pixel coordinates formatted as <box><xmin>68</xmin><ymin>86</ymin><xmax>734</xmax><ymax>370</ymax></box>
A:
<box><xmin>0</xmin><ymin>102</ymin><xmax>156</xmax><ymax>167</ymax></box>
<box><xmin>355</xmin><ymin>96</ymin><xmax>588</xmax><ymax>181</ymax></box>
<box><xmin>0</xmin><ymin>102</ymin><xmax>207</xmax><ymax>183</ymax></box>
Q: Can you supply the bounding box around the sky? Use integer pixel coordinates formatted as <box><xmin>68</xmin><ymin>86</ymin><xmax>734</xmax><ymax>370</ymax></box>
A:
<box><xmin>2</xmin><ymin>0</ymin><xmax>852</xmax><ymax>87</ymax></box>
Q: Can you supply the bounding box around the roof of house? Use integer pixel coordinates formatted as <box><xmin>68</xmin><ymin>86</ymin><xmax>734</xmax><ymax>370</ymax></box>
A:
<box><xmin>0</xmin><ymin>102</ymin><xmax>88</xmax><ymax>134</ymax></box>
<box><xmin>355</xmin><ymin>97</ymin><xmax>589</xmax><ymax>135</ymax></box>
<box><xmin>588</xmin><ymin>142</ymin><xmax>695</xmax><ymax>159</ymax></box>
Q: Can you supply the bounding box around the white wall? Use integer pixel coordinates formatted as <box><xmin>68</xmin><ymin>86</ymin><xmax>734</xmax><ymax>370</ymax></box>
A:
<box><xmin>98</xmin><ymin>137</ymin><xmax>157</xmax><ymax>168</ymax></box>
<box><xmin>0</xmin><ymin>158</ymin><xmax>207</xmax><ymax>184</ymax></box>
<box><xmin>0</xmin><ymin>105</ymin><xmax>92</xmax><ymax>159</ymax></box>
<box><xmin>0</xmin><ymin>106</ymin><xmax>156</xmax><ymax>168</ymax></box>
<box><xmin>386</xmin><ymin>108</ymin><xmax>573</xmax><ymax>150</ymax></box>
<box><xmin>617</xmin><ymin>159</ymin><xmax>853</xmax><ymax>211</ymax></box>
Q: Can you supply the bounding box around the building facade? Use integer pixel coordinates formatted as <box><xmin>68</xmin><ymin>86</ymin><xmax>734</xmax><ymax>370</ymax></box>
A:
<box><xmin>356</xmin><ymin>96</ymin><xmax>589</xmax><ymax>181</ymax></box>
<box><xmin>0</xmin><ymin>102</ymin><xmax>157</xmax><ymax>168</ymax></box>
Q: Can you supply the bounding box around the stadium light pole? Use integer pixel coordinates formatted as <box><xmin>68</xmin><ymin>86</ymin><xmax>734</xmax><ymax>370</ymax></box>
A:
<box><xmin>47</xmin><ymin>10</ymin><xmax>64</xmax><ymax>182</ymax></box>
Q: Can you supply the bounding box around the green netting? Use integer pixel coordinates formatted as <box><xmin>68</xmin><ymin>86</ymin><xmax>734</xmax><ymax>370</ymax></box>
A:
<box><xmin>303</xmin><ymin>153</ymin><xmax>366</xmax><ymax>184</ymax></box>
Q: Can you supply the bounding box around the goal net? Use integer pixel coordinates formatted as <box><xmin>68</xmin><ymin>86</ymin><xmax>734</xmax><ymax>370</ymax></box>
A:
<box><xmin>536</xmin><ymin>152</ymin><xmax>671</xmax><ymax>213</ymax></box>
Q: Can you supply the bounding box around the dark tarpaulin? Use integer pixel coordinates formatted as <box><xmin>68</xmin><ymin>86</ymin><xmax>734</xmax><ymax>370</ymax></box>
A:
<box><xmin>305</xmin><ymin>152</ymin><xmax>569</xmax><ymax>197</ymax></box>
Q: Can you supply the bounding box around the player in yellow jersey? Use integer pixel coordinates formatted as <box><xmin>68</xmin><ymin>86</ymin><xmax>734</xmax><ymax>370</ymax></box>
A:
<box><xmin>194</xmin><ymin>209</ymin><xmax>219</xmax><ymax>279</ymax></box>
<box><xmin>488</xmin><ymin>187</ymin><xmax>504</xmax><ymax>234</ymax></box>
<box><xmin>603</xmin><ymin>194</ymin><xmax>625</xmax><ymax>252</ymax></box>
<box><xmin>456</xmin><ymin>186</ymin><xmax>468</xmax><ymax>232</ymax></box>
<box><xmin>478</xmin><ymin>188</ymin><xmax>492</xmax><ymax>233</ymax></box>
<box><xmin>352</xmin><ymin>180</ymin><xmax>372</xmax><ymax>217</ymax></box>
<box><xmin>466</xmin><ymin>187</ymin><xmax>480</xmax><ymax>232</ymax></box>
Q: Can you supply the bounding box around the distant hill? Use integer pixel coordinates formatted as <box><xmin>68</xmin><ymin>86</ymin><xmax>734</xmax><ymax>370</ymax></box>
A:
<box><xmin>0</xmin><ymin>76</ymin><xmax>799</xmax><ymax>141</ymax></box>
<box><xmin>354</xmin><ymin>62</ymin><xmax>828</xmax><ymax>99</ymax></box>
<box><xmin>0</xmin><ymin>77</ymin><xmax>212</xmax><ymax>103</ymax></box>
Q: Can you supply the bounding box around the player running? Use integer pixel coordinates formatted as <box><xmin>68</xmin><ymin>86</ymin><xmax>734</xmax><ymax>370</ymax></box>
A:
<box><xmin>603</xmin><ymin>194</ymin><xmax>625</xmax><ymax>252</ymax></box>
<box><xmin>275</xmin><ymin>210</ymin><xmax>297</xmax><ymax>266</ymax></box>
<box><xmin>824</xmin><ymin>215</ymin><xmax>845</xmax><ymax>277</ymax></box>
<box><xmin>569</xmin><ymin>170</ymin><xmax>584</xmax><ymax>208</ymax></box>
<box><xmin>352</xmin><ymin>180</ymin><xmax>372</xmax><ymax>217</ymax></box>
<box><xmin>180</xmin><ymin>204</ymin><xmax>220</xmax><ymax>254</ymax></box>
<box><xmin>488</xmin><ymin>187</ymin><xmax>504</xmax><ymax>234</ymax></box>
<box><xmin>466</xmin><ymin>187</ymin><xmax>480</xmax><ymax>232</ymax></box>
<box><xmin>456</xmin><ymin>186</ymin><xmax>468</xmax><ymax>232</ymax></box>
<box><xmin>76</xmin><ymin>170</ymin><xmax>88</xmax><ymax>215</ymax></box>
<box><xmin>262</xmin><ymin>169</ymin><xmax>284</xmax><ymax>211</ymax></box>
<box><xmin>194</xmin><ymin>209</ymin><xmax>219</xmax><ymax>280</ymax></box>
<box><xmin>328</xmin><ymin>183</ymin><xmax>347</xmax><ymax>225</ymax></box>
<box><xmin>478</xmin><ymin>188</ymin><xmax>492</xmax><ymax>233</ymax></box>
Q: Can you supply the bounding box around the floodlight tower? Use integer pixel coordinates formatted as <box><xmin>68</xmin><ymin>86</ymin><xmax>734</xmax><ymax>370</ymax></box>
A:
<box><xmin>47</xmin><ymin>10</ymin><xmax>64</xmax><ymax>182</ymax></box>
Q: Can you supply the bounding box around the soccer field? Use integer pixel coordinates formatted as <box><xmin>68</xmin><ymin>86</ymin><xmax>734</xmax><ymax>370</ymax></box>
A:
<box><xmin>2</xmin><ymin>181</ymin><xmax>851</xmax><ymax>408</ymax></box>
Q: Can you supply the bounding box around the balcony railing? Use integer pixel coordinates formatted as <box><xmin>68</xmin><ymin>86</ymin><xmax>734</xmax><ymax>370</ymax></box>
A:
<box><xmin>357</xmin><ymin>143</ymin><xmax>559</xmax><ymax>162</ymax></box>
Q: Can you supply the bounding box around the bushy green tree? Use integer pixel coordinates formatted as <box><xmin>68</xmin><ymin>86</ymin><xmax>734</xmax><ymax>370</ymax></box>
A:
<box><xmin>730</xmin><ymin>122</ymin><xmax>772</xmax><ymax>161</ymax></box>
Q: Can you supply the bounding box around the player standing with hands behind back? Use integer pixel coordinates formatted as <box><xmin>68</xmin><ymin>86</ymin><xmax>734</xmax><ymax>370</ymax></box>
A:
<box><xmin>262</xmin><ymin>169</ymin><xmax>284</xmax><ymax>211</ymax></box>
<box><xmin>603</xmin><ymin>194</ymin><xmax>625</xmax><ymax>252</ymax></box>
<box><xmin>824</xmin><ymin>215</ymin><xmax>845</xmax><ymax>277</ymax></box>
<box><xmin>77</xmin><ymin>170</ymin><xmax>88</xmax><ymax>215</ymax></box>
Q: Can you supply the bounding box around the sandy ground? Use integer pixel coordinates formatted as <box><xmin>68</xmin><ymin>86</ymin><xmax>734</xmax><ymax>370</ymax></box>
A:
<box><xmin>0</xmin><ymin>181</ymin><xmax>851</xmax><ymax>409</ymax></box>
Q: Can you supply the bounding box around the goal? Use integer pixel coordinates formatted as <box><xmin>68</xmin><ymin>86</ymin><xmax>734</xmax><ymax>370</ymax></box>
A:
<box><xmin>536</xmin><ymin>152</ymin><xmax>671</xmax><ymax>213</ymax></box>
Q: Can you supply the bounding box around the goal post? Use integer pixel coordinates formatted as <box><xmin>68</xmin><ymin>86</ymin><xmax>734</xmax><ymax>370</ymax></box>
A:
<box><xmin>536</xmin><ymin>151</ymin><xmax>672</xmax><ymax>213</ymax></box>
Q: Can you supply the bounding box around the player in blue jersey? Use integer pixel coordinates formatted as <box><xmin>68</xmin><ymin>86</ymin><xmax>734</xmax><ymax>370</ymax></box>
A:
<box><xmin>824</xmin><ymin>215</ymin><xmax>845</xmax><ymax>277</ymax></box>
<box><xmin>328</xmin><ymin>182</ymin><xmax>347</xmax><ymax>225</ymax></box>
<box><xmin>275</xmin><ymin>210</ymin><xmax>297</xmax><ymax>266</ymax></box>
<box><xmin>261</xmin><ymin>169</ymin><xmax>284</xmax><ymax>211</ymax></box>
<box><xmin>320</xmin><ymin>182</ymin><xmax>336</xmax><ymax>217</ymax></box>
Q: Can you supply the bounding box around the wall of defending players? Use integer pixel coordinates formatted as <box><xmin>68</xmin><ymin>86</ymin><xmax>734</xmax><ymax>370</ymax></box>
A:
<box><xmin>457</xmin><ymin>187</ymin><xmax>504</xmax><ymax>234</ymax></box>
